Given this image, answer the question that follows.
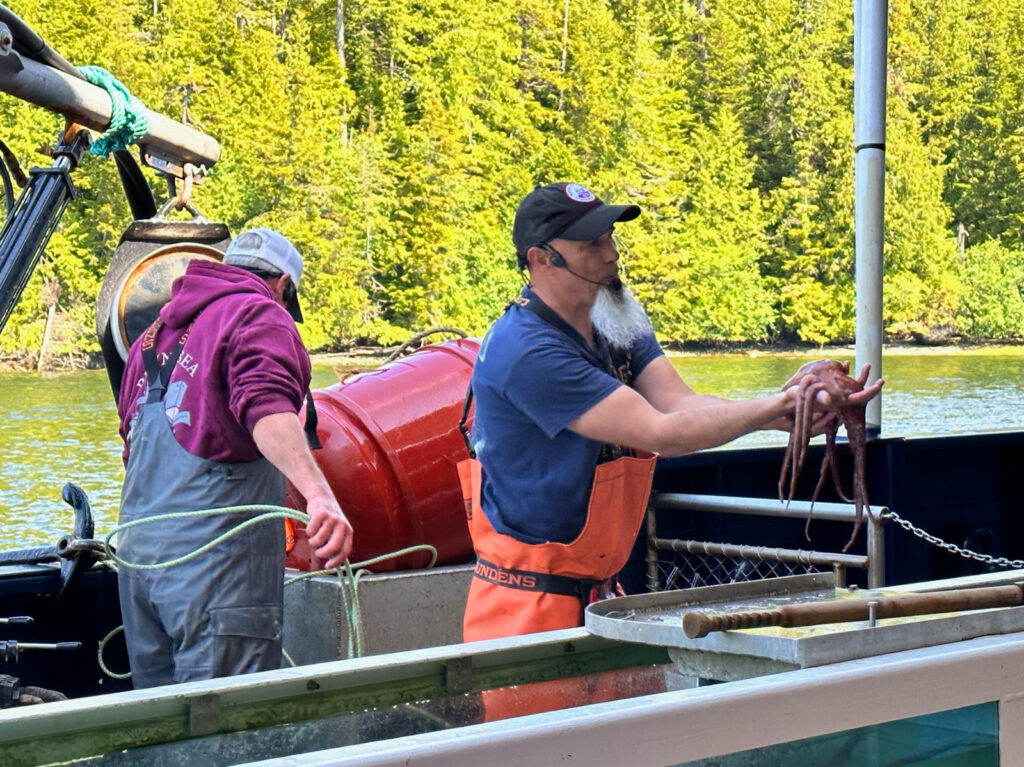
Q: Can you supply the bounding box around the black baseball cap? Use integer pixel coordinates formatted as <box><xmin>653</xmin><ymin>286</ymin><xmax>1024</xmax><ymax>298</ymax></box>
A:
<box><xmin>512</xmin><ymin>182</ymin><xmax>641</xmax><ymax>268</ymax></box>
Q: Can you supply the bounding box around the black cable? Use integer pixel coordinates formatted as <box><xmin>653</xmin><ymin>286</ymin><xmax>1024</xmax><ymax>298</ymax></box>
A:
<box><xmin>0</xmin><ymin>155</ymin><xmax>12</xmax><ymax>219</ymax></box>
<box><xmin>113</xmin><ymin>150</ymin><xmax>157</xmax><ymax>220</ymax></box>
<box><xmin>0</xmin><ymin>4</ymin><xmax>84</xmax><ymax>80</ymax></box>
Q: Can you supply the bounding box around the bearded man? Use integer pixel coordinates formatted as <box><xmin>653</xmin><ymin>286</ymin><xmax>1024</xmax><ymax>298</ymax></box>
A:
<box><xmin>459</xmin><ymin>182</ymin><xmax>880</xmax><ymax>642</ymax></box>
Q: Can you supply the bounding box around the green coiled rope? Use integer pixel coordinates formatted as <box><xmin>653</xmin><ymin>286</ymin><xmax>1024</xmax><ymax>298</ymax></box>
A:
<box><xmin>98</xmin><ymin>505</ymin><xmax>439</xmax><ymax>678</ymax></box>
<box><xmin>103</xmin><ymin>505</ymin><xmax>307</xmax><ymax>571</ymax></box>
<box><xmin>77</xmin><ymin>65</ymin><xmax>149</xmax><ymax>157</ymax></box>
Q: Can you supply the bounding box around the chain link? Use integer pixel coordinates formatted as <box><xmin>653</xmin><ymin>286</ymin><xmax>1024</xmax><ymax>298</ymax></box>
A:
<box><xmin>884</xmin><ymin>510</ymin><xmax>1024</xmax><ymax>569</ymax></box>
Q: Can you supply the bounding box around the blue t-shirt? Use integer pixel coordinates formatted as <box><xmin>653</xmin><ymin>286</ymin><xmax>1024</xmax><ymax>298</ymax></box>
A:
<box><xmin>471</xmin><ymin>299</ymin><xmax>663</xmax><ymax>544</ymax></box>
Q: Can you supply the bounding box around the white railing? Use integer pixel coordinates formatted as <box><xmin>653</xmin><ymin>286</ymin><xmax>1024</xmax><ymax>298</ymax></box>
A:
<box><xmin>267</xmin><ymin>631</ymin><xmax>1024</xmax><ymax>766</ymax></box>
<box><xmin>647</xmin><ymin>492</ymin><xmax>889</xmax><ymax>589</ymax></box>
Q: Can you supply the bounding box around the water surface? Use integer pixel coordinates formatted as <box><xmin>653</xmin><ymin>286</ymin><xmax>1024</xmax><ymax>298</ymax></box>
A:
<box><xmin>674</xmin><ymin>350</ymin><xmax>1024</xmax><ymax>446</ymax></box>
<box><xmin>0</xmin><ymin>351</ymin><xmax>1020</xmax><ymax>547</ymax></box>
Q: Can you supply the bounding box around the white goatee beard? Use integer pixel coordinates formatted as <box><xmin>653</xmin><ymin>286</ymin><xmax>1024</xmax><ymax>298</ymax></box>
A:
<box><xmin>591</xmin><ymin>283</ymin><xmax>652</xmax><ymax>350</ymax></box>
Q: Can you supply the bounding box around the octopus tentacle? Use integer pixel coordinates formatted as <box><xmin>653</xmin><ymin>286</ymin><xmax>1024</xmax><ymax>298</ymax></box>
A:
<box><xmin>826</xmin><ymin>423</ymin><xmax>853</xmax><ymax>503</ymax></box>
<box><xmin>779</xmin><ymin>427</ymin><xmax>796</xmax><ymax>502</ymax></box>
<box><xmin>798</xmin><ymin>382</ymin><xmax>822</xmax><ymax>473</ymax></box>
<box><xmin>805</xmin><ymin>419</ymin><xmax>838</xmax><ymax>541</ymax></box>
<box><xmin>786</xmin><ymin>378</ymin><xmax>820</xmax><ymax>505</ymax></box>
<box><xmin>779</xmin><ymin>374</ymin><xmax>813</xmax><ymax>503</ymax></box>
<box><xmin>785</xmin><ymin>382</ymin><xmax>806</xmax><ymax>504</ymax></box>
<box><xmin>778</xmin><ymin>360</ymin><xmax>875</xmax><ymax>550</ymax></box>
<box><xmin>840</xmin><ymin>412</ymin><xmax>872</xmax><ymax>553</ymax></box>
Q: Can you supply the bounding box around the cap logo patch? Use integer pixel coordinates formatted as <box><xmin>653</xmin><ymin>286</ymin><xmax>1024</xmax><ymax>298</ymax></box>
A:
<box><xmin>234</xmin><ymin>231</ymin><xmax>264</xmax><ymax>250</ymax></box>
<box><xmin>564</xmin><ymin>183</ymin><xmax>596</xmax><ymax>203</ymax></box>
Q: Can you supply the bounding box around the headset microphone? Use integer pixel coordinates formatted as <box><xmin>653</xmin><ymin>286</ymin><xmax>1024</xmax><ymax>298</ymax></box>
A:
<box><xmin>564</xmin><ymin>265</ymin><xmax>617</xmax><ymax>287</ymax></box>
<box><xmin>542</xmin><ymin>244</ymin><xmax>619</xmax><ymax>288</ymax></box>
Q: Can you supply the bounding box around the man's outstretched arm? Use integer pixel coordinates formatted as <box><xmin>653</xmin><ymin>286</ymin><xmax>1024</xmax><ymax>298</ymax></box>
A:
<box><xmin>570</xmin><ymin>382</ymin><xmax>797</xmax><ymax>457</ymax></box>
<box><xmin>253</xmin><ymin>411</ymin><xmax>354</xmax><ymax>569</ymax></box>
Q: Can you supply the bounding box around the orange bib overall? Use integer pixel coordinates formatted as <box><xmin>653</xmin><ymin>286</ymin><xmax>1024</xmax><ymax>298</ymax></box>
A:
<box><xmin>460</xmin><ymin>452</ymin><xmax>656</xmax><ymax>642</ymax></box>
<box><xmin>459</xmin><ymin>453</ymin><xmax>663</xmax><ymax>721</ymax></box>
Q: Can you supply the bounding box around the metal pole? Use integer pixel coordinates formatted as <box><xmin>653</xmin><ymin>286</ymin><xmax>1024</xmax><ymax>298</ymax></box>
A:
<box><xmin>0</xmin><ymin>150</ymin><xmax>80</xmax><ymax>334</ymax></box>
<box><xmin>0</xmin><ymin>50</ymin><xmax>220</xmax><ymax>173</ymax></box>
<box><xmin>652</xmin><ymin>491</ymin><xmax>879</xmax><ymax>524</ymax></box>
<box><xmin>867</xmin><ymin>511</ymin><xmax>886</xmax><ymax>588</ymax></box>
<box><xmin>832</xmin><ymin>563</ymin><xmax>847</xmax><ymax>588</ymax></box>
<box><xmin>854</xmin><ymin>0</ymin><xmax>887</xmax><ymax>437</ymax></box>
<box><xmin>645</xmin><ymin>505</ymin><xmax>659</xmax><ymax>592</ymax></box>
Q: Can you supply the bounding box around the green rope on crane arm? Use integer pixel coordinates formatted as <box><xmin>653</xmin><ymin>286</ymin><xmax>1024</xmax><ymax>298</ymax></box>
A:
<box><xmin>77</xmin><ymin>66</ymin><xmax>150</xmax><ymax>158</ymax></box>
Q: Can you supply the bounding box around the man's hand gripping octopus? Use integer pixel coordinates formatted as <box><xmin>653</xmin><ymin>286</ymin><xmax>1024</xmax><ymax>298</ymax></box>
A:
<box><xmin>778</xmin><ymin>361</ymin><xmax>884</xmax><ymax>552</ymax></box>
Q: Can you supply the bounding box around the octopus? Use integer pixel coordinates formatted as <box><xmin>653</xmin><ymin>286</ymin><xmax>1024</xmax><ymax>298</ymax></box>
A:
<box><xmin>778</xmin><ymin>360</ymin><xmax>876</xmax><ymax>552</ymax></box>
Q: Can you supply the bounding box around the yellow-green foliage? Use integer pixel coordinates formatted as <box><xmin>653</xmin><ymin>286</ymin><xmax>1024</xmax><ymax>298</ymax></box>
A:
<box><xmin>957</xmin><ymin>241</ymin><xmax>1024</xmax><ymax>340</ymax></box>
<box><xmin>0</xmin><ymin>0</ymin><xmax>1019</xmax><ymax>355</ymax></box>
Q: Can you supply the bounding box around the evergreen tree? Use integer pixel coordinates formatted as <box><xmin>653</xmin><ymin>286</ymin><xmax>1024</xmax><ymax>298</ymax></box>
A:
<box><xmin>0</xmin><ymin>0</ymin><xmax>1018</xmax><ymax>357</ymax></box>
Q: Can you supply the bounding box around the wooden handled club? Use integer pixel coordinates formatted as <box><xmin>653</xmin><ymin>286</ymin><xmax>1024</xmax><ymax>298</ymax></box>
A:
<box><xmin>683</xmin><ymin>584</ymin><xmax>1024</xmax><ymax>639</ymax></box>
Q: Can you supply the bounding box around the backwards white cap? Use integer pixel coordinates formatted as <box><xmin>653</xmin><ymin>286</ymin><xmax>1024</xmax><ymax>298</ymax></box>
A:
<box><xmin>224</xmin><ymin>228</ymin><xmax>303</xmax><ymax>322</ymax></box>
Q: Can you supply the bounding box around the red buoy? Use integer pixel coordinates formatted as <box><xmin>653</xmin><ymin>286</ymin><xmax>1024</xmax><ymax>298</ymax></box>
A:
<box><xmin>285</xmin><ymin>338</ymin><xmax>479</xmax><ymax>572</ymax></box>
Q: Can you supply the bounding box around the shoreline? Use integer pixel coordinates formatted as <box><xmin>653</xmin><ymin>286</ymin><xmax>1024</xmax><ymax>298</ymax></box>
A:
<box><xmin>311</xmin><ymin>341</ymin><xmax>1024</xmax><ymax>368</ymax></box>
<box><xmin>2</xmin><ymin>341</ymin><xmax>1019</xmax><ymax>375</ymax></box>
<box><xmin>658</xmin><ymin>342</ymin><xmax>1024</xmax><ymax>359</ymax></box>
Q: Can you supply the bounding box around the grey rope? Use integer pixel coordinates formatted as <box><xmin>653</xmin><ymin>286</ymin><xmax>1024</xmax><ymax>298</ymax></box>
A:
<box><xmin>382</xmin><ymin>327</ymin><xmax>468</xmax><ymax>364</ymax></box>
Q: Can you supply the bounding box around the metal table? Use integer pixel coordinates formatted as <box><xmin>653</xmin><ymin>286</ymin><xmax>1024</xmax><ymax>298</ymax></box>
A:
<box><xmin>586</xmin><ymin>571</ymin><xmax>1024</xmax><ymax>682</ymax></box>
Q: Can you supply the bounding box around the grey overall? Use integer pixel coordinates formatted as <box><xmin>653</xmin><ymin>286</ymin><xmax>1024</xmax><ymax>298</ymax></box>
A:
<box><xmin>117</xmin><ymin>321</ymin><xmax>285</xmax><ymax>688</ymax></box>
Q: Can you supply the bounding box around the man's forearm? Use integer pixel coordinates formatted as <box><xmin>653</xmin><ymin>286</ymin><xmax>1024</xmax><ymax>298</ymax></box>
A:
<box><xmin>251</xmin><ymin>411</ymin><xmax>333</xmax><ymax>502</ymax></box>
<box><xmin>653</xmin><ymin>393</ymin><xmax>790</xmax><ymax>455</ymax></box>
<box><xmin>252</xmin><ymin>410</ymin><xmax>355</xmax><ymax>568</ymax></box>
<box><xmin>668</xmin><ymin>392</ymin><xmax>731</xmax><ymax>413</ymax></box>
<box><xmin>571</xmin><ymin>385</ymin><xmax>792</xmax><ymax>458</ymax></box>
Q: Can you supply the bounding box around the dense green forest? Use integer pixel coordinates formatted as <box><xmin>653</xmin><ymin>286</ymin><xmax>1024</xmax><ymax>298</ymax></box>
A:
<box><xmin>0</xmin><ymin>0</ymin><xmax>1020</xmax><ymax>362</ymax></box>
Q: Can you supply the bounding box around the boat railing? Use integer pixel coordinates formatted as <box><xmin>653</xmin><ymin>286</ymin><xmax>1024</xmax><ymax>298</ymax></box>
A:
<box><xmin>317</xmin><ymin>628</ymin><xmax>1018</xmax><ymax>766</ymax></box>
<box><xmin>4</xmin><ymin>619</ymin><xmax>1018</xmax><ymax>765</ymax></box>
<box><xmin>646</xmin><ymin>492</ymin><xmax>889</xmax><ymax>589</ymax></box>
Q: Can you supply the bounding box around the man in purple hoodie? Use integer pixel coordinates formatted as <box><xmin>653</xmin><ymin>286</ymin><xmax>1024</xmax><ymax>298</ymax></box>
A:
<box><xmin>115</xmin><ymin>228</ymin><xmax>353</xmax><ymax>688</ymax></box>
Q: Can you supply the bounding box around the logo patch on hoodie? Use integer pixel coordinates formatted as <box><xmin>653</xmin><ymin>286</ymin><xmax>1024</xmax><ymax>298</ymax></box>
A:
<box><xmin>164</xmin><ymin>381</ymin><xmax>192</xmax><ymax>427</ymax></box>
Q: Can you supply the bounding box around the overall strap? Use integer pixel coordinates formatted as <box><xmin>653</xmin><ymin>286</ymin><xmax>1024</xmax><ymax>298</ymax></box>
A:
<box><xmin>140</xmin><ymin>319</ymin><xmax>189</xmax><ymax>403</ymax></box>
<box><xmin>515</xmin><ymin>286</ymin><xmax>620</xmax><ymax>378</ymax></box>
<box><xmin>515</xmin><ymin>286</ymin><xmax>635</xmax><ymax>460</ymax></box>
<box><xmin>606</xmin><ymin>340</ymin><xmax>636</xmax><ymax>387</ymax></box>
<box><xmin>304</xmin><ymin>390</ymin><xmax>321</xmax><ymax>450</ymax></box>
<box><xmin>458</xmin><ymin>384</ymin><xmax>475</xmax><ymax>457</ymax></box>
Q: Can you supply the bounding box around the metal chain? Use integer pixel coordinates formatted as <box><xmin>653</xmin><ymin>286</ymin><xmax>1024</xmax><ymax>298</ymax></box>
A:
<box><xmin>884</xmin><ymin>510</ymin><xmax>1024</xmax><ymax>569</ymax></box>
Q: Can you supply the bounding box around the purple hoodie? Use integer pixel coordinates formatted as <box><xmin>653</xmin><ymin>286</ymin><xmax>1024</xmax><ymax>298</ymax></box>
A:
<box><xmin>117</xmin><ymin>260</ymin><xmax>311</xmax><ymax>465</ymax></box>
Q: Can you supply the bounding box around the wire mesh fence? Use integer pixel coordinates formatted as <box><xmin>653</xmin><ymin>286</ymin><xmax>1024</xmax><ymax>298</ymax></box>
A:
<box><xmin>648</xmin><ymin>538</ymin><xmax>828</xmax><ymax>593</ymax></box>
